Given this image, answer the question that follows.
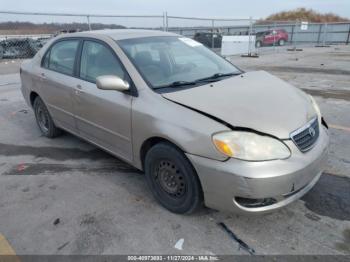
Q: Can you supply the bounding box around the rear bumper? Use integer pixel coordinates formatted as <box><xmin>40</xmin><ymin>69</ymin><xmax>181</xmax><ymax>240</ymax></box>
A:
<box><xmin>186</xmin><ymin>126</ymin><xmax>329</xmax><ymax>214</ymax></box>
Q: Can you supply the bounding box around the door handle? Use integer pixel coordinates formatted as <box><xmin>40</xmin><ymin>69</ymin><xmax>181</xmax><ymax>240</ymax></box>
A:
<box><xmin>40</xmin><ymin>72</ymin><xmax>46</xmax><ymax>80</ymax></box>
<box><xmin>75</xmin><ymin>85</ymin><xmax>84</xmax><ymax>95</ymax></box>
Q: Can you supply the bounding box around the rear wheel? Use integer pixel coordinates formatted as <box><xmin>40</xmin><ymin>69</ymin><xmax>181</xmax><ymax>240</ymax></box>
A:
<box><xmin>33</xmin><ymin>96</ymin><xmax>62</xmax><ymax>138</ymax></box>
<box><xmin>144</xmin><ymin>142</ymin><xmax>203</xmax><ymax>214</ymax></box>
<box><xmin>255</xmin><ymin>40</ymin><xmax>262</xmax><ymax>48</ymax></box>
<box><xmin>278</xmin><ymin>39</ymin><xmax>286</xmax><ymax>46</ymax></box>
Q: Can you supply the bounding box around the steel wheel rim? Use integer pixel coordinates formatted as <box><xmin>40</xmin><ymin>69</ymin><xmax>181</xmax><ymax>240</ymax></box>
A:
<box><xmin>37</xmin><ymin>106</ymin><xmax>49</xmax><ymax>133</ymax></box>
<box><xmin>153</xmin><ymin>160</ymin><xmax>186</xmax><ymax>198</ymax></box>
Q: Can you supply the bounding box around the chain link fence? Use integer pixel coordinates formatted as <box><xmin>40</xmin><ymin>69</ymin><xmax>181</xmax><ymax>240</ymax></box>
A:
<box><xmin>0</xmin><ymin>11</ymin><xmax>166</xmax><ymax>60</ymax></box>
<box><xmin>0</xmin><ymin>10</ymin><xmax>350</xmax><ymax>60</ymax></box>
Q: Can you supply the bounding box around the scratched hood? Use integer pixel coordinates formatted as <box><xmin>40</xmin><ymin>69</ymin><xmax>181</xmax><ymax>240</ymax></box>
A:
<box><xmin>162</xmin><ymin>71</ymin><xmax>316</xmax><ymax>139</ymax></box>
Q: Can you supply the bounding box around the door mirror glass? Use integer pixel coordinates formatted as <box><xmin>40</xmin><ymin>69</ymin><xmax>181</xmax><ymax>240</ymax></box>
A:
<box><xmin>96</xmin><ymin>75</ymin><xmax>130</xmax><ymax>92</ymax></box>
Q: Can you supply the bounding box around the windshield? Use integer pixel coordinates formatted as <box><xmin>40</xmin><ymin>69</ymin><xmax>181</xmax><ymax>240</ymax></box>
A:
<box><xmin>117</xmin><ymin>36</ymin><xmax>241</xmax><ymax>89</ymax></box>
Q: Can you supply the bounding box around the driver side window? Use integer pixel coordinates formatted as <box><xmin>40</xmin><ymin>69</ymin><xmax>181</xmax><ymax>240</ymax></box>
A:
<box><xmin>80</xmin><ymin>40</ymin><xmax>125</xmax><ymax>83</ymax></box>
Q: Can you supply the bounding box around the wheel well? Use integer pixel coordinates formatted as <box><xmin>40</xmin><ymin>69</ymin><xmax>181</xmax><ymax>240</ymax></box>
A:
<box><xmin>29</xmin><ymin>91</ymin><xmax>39</xmax><ymax>107</ymax></box>
<box><xmin>140</xmin><ymin>137</ymin><xmax>183</xmax><ymax>170</ymax></box>
<box><xmin>140</xmin><ymin>136</ymin><xmax>204</xmax><ymax>206</ymax></box>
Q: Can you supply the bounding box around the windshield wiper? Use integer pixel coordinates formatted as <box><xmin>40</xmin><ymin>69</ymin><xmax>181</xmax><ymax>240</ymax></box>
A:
<box><xmin>153</xmin><ymin>81</ymin><xmax>197</xmax><ymax>89</ymax></box>
<box><xmin>195</xmin><ymin>72</ymin><xmax>241</xmax><ymax>83</ymax></box>
<box><xmin>153</xmin><ymin>72</ymin><xmax>241</xmax><ymax>90</ymax></box>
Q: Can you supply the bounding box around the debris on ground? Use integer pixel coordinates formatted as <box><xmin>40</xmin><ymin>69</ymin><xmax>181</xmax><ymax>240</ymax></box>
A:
<box><xmin>57</xmin><ymin>241</ymin><xmax>70</xmax><ymax>251</ymax></box>
<box><xmin>53</xmin><ymin>218</ymin><xmax>60</xmax><ymax>226</ymax></box>
<box><xmin>174</xmin><ymin>238</ymin><xmax>184</xmax><ymax>250</ymax></box>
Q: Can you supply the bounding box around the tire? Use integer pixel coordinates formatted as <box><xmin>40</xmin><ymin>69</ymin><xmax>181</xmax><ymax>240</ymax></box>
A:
<box><xmin>144</xmin><ymin>142</ymin><xmax>203</xmax><ymax>214</ymax></box>
<box><xmin>278</xmin><ymin>39</ymin><xmax>286</xmax><ymax>46</ymax></box>
<box><xmin>255</xmin><ymin>40</ymin><xmax>262</xmax><ymax>48</ymax></box>
<box><xmin>33</xmin><ymin>96</ymin><xmax>62</xmax><ymax>138</ymax></box>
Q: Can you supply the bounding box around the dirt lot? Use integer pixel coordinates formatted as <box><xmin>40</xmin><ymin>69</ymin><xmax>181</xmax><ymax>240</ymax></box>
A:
<box><xmin>0</xmin><ymin>45</ymin><xmax>349</xmax><ymax>256</ymax></box>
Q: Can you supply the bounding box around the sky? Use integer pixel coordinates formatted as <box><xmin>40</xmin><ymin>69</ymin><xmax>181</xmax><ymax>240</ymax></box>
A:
<box><xmin>1</xmin><ymin>0</ymin><xmax>349</xmax><ymax>27</ymax></box>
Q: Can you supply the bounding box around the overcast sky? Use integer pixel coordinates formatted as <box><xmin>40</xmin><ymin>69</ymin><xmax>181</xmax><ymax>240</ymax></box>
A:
<box><xmin>1</xmin><ymin>0</ymin><xmax>349</xmax><ymax>26</ymax></box>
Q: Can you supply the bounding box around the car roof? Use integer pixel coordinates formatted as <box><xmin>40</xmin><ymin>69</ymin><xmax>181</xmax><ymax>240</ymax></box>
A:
<box><xmin>64</xmin><ymin>29</ymin><xmax>180</xmax><ymax>41</ymax></box>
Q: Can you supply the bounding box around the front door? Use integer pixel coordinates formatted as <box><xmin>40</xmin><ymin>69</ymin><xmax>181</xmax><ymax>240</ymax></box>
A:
<box><xmin>73</xmin><ymin>40</ymin><xmax>133</xmax><ymax>162</ymax></box>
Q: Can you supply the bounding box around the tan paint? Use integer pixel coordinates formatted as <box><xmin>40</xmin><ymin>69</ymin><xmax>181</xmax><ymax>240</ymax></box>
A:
<box><xmin>0</xmin><ymin>234</ymin><xmax>17</xmax><ymax>256</ymax></box>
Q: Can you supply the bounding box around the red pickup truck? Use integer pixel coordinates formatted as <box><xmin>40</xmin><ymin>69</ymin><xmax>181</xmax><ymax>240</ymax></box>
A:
<box><xmin>255</xmin><ymin>29</ymin><xmax>289</xmax><ymax>47</ymax></box>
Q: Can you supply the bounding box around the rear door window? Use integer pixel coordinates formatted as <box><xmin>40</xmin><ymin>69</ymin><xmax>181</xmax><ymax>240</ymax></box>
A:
<box><xmin>44</xmin><ymin>40</ymin><xmax>79</xmax><ymax>76</ymax></box>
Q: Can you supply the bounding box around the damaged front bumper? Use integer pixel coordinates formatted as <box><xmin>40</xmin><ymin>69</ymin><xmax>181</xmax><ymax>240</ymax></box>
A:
<box><xmin>186</xmin><ymin>126</ymin><xmax>329</xmax><ymax>214</ymax></box>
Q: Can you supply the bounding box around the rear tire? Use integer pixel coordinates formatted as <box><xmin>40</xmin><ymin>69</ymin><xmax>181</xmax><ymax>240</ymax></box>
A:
<box><xmin>33</xmin><ymin>96</ymin><xmax>62</xmax><ymax>138</ymax></box>
<box><xmin>144</xmin><ymin>142</ymin><xmax>203</xmax><ymax>214</ymax></box>
<box><xmin>255</xmin><ymin>40</ymin><xmax>262</xmax><ymax>48</ymax></box>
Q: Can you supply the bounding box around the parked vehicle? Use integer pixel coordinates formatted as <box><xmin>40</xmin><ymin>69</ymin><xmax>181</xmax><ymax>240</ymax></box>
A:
<box><xmin>34</xmin><ymin>37</ymin><xmax>50</xmax><ymax>50</ymax></box>
<box><xmin>255</xmin><ymin>29</ymin><xmax>289</xmax><ymax>47</ymax></box>
<box><xmin>20</xmin><ymin>30</ymin><xmax>329</xmax><ymax>214</ymax></box>
<box><xmin>194</xmin><ymin>32</ymin><xmax>222</xmax><ymax>48</ymax></box>
<box><xmin>54</xmin><ymin>29</ymin><xmax>81</xmax><ymax>37</ymax></box>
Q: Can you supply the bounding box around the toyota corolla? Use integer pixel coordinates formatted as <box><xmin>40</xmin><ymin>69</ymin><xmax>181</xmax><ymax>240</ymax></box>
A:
<box><xmin>20</xmin><ymin>29</ymin><xmax>329</xmax><ymax>214</ymax></box>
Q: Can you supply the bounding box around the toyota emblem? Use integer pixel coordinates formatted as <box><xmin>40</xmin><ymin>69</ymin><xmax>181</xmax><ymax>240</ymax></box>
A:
<box><xmin>309</xmin><ymin>126</ymin><xmax>316</xmax><ymax>137</ymax></box>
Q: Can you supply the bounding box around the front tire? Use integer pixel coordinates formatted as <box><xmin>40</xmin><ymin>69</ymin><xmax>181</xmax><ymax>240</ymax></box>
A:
<box><xmin>33</xmin><ymin>96</ymin><xmax>62</xmax><ymax>138</ymax></box>
<box><xmin>278</xmin><ymin>39</ymin><xmax>286</xmax><ymax>46</ymax></box>
<box><xmin>144</xmin><ymin>143</ymin><xmax>203</xmax><ymax>214</ymax></box>
<box><xmin>255</xmin><ymin>40</ymin><xmax>262</xmax><ymax>48</ymax></box>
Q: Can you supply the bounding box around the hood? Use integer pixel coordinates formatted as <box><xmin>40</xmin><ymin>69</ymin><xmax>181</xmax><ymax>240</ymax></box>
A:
<box><xmin>162</xmin><ymin>71</ymin><xmax>316</xmax><ymax>139</ymax></box>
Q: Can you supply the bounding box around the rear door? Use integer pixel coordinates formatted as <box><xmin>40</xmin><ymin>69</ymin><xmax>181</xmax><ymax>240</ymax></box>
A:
<box><xmin>40</xmin><ymin>39</ymin><xmax>81</xmax><ymax>132</ymax></box>
<box><xmin>264</xmin><ymin>30</ymin><xmax>277</xmax><ymax>45</ymax></box>
<box><xmin>262</xmin><ymin>31</ymin><xmax>272</xmax><ymax>44</ymax></box>
<box><xmin>73</xmin><ymin>39</ymin><xmax>133</xmax><ymax>162</ymax></box>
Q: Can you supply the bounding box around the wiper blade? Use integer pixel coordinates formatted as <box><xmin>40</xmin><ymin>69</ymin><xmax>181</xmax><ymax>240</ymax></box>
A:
<box><xmin>153</xmin><ymin>72</ymin><xmax>241</xmax><ymax>90</ymax></box>
<box><xmin>153</xmin><ymin>81</ymin><xmax>197</xmax><ymax>89</ymax></box>
<box><xmin>195</xmin><ymin>72</ymin><xmax>241</xmax><ymax>82</ymax></box>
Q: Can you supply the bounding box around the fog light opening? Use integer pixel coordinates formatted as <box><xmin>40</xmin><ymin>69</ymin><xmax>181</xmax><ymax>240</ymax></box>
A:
<box><xmin>235</xmin><ymin>197</ymin><xmax>277</xmax><ymax>208</ymax></box>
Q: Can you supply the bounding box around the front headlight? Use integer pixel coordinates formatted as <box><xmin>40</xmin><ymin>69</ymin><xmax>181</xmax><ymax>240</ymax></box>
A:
<box><xmin>212</xmin><ymin>131</ymin><xmax>291</xmax><ymax>161</ymax></box>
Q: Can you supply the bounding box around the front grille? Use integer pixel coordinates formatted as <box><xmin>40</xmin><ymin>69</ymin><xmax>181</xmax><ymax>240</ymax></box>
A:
<box><xmin>290</xmin><ymin>117</ymin><xmax>319</xmax><ymax>152</ymax></box>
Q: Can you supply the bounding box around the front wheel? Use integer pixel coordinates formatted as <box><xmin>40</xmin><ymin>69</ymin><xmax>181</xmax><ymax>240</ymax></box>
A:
<box><xmin>278</xmin><ymin>39</ymin><xmax>286</xmax><ymax>46</ymax></box>
<box><xmin>144</xmin><ymin>143</ymin><xmax>203</xmax><ymax>214</ymax></box>
<box><xmin>33</xmin><ymin>96</ymin><xmax>62</xmax><ymax>138</ymax></box>
<box><xmin>255</xmin><ymin>40</ymin><xmax>262</xmax><ymax>48</ymax></box>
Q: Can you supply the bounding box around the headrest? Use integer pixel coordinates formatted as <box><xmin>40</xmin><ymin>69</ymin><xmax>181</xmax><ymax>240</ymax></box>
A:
<box><xmin>134</xmin><ymin>51</ymin><xmax>153</xmax><ymax>66</ymax></box>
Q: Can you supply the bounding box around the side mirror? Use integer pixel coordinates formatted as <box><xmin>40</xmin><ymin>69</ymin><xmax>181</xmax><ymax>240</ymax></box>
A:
<box><xmin>96</xmin><ymin>75</ymin><xmax>130</xmax><ymax>92</ymax></box>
